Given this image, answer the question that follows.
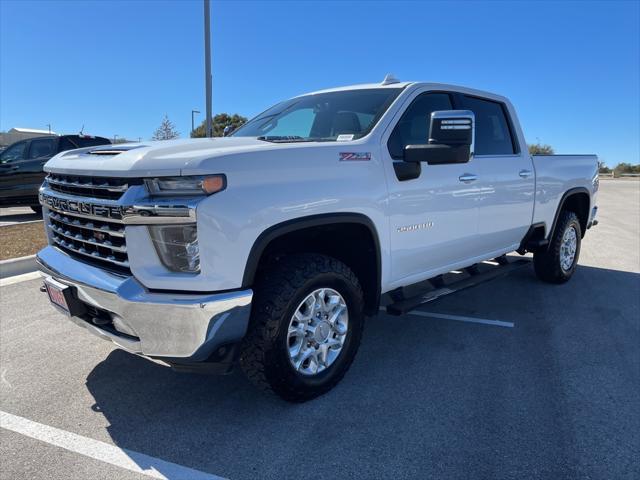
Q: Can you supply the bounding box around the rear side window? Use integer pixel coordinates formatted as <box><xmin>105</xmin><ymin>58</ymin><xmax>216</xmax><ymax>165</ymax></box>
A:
<box><xmin>58</xmin><ymin>137</ymin><xmax>77</xmax><ymax>152</ymax></box>
<box><xmin>28</xmin><ymin>138</ymin><xmax>56</xmax><ymax>159</ymax></box>
<box><xmin>73</xmin><ymin>136</ymin><xmax>111</xmax><ymax>148</ymax></box>
<box><xmin>388</xmin><ymin>92</ymin><xmax>453</xmax><ymax>159</ymax></box>
<box><xmin>59</xmin><ymin>136</ymin><xmax>111</xmax><ymax>151</ymax></box>
<box><xmin>461</xmin><ymin>96</ymin><xmax>516</xmax><ymax>155</ymax></box>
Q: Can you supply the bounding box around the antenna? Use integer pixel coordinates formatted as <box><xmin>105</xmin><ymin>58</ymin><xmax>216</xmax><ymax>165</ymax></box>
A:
<box><xmin>381</xmin><ymin>73</ymin><xmax>400</xmax><ymax>85</ymax></box>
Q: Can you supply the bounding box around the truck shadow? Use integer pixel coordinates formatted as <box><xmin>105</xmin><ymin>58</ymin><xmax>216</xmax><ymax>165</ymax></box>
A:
<box><xmin>84</xmin><ymin>263</ymin><xmax>639</xmax><ymax>480</ymax></box>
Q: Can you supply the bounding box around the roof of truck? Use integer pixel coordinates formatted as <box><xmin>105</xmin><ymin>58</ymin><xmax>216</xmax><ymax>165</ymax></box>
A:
<box><xmin>305</xmin><ymin>81</ymin><xmax>413</xmax><ymax>95</ymax></box>
<box><xmin>303</xmin><ymin>78</ymin><xmax>510</xmax><ymax>106</ymax></box>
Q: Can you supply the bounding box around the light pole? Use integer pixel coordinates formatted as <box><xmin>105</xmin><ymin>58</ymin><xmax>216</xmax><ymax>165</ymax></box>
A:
<box><xmin>46</xmin><ymin>124</ymin><xmax>51</xmax><ymax>134</ymax></box>
<box><xmin>191</xmin><ymin>109</ymin><xmax>200</xmax><ymax>135</ymax></box>
<box><xmin>204</xmin><ymin>0</ymin><xmax>212</xmax><ymax>138</ymax></box>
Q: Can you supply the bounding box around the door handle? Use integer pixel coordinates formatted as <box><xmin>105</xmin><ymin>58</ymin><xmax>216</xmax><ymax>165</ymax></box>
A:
<box><xmin>458</xmin><ymin>173</ymin><xmax>478</xmax><ymax>183</ymax></box>
<box><xmin>519</xmin><ymin>169</ymin><xmax>533</xmax><ymax>178</ymax></box>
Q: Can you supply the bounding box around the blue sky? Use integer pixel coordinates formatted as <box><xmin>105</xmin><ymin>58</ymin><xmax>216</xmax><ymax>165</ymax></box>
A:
<box><xmin>1</xmin><ymin>0</ymin><xmax>638</xmax><ymax>165</ymax></box>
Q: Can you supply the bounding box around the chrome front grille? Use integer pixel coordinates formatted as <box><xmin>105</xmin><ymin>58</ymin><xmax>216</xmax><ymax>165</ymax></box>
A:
<box><xmin>46</xmin><ymin>174</ymin><xmax>140</xmax><ymax>200</ymax></box>
<box><xmin>47</xmin><ymin>211</ymin><xmax>130</xmax><ymax>272</ymax></box>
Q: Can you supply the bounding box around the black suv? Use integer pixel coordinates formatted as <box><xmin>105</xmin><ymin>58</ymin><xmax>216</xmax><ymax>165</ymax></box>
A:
<box><xmin>0</xmin><ymin>135</ymin><xmax>111</xmax><ymax>214</ymax></box>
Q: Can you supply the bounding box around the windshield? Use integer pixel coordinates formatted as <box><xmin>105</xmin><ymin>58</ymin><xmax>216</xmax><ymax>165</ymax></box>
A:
<box><xmin>232</xmin><ymin>88</ymin><xmax>403</xmax><ymax>142</ymax></box>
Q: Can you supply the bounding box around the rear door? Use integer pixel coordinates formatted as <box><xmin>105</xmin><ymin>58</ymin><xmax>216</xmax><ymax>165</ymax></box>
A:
<box><xmin>459</xmin><ymin>95</ymin><xmax>535</xmax><ymax>253</ymax></box>
<box><xmin>381</xmin><ymin>90</ymin><xmax>484</xmax><ymax>287</ymax></box>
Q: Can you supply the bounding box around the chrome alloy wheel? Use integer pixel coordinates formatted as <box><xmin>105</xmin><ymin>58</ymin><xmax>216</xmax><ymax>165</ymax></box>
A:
<box><xmin>287</xmin><ymin>288</ymin><xmax>349</xmax><ymax>376</ymax></box>
<box><xmin>560</xmin><ymin>225</ymin><xmax>578</xmax><ymax>271</ymax></box>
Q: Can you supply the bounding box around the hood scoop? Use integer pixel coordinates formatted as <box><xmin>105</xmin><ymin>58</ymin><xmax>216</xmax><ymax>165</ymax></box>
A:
<box><xmin>85</xmin><ymin>145</ymin><xmax>146</xmax><ymax>156</ymax></box>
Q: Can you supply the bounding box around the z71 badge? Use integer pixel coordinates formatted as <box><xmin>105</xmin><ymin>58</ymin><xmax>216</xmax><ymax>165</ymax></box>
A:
<box><xmin>339</xmin><ymin>152</ymin><xmax>371</xmax><ymax>161</ymax></box>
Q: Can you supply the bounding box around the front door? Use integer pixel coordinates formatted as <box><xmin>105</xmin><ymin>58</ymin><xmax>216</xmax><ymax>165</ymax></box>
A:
<box><xmin>381</xmin><ymin>90</ymin><xmax>484</xmax><ymax>288</ymax></box>
<box><xmin>0</xmin><ymin>140</ymin><xmax>29</xmax><ymax>203</ymax></box>
<box><xmin>23</xmin><ymin>137</ymin><xmax>55</xmax><ymax>194</ymax></box>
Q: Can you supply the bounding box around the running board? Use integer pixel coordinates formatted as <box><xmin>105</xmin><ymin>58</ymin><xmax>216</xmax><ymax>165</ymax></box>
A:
<box><xmin>385</xmin><ymin>258</ymin><xmax>531</xmax><ymax>316</ymax></box>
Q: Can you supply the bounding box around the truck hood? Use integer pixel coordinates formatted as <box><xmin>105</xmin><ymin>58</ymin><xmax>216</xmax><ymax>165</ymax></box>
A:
<box><xmin>44</xmin><ymin>137</ymin><xmax>282</xmax><ymax>177</ymax></box>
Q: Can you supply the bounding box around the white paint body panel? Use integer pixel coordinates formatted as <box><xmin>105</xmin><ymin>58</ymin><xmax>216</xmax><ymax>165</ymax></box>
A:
<box><xmin>43</xmin><ymin>82</ymin><xmax>598</xmax><ymax>295</ymax></box>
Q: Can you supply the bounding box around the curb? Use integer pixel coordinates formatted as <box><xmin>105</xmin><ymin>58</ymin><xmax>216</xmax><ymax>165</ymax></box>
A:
<box><xmin>0</xmin><ymin>255</ymin><xmax>37</xmax><ymax>279</ymax></box>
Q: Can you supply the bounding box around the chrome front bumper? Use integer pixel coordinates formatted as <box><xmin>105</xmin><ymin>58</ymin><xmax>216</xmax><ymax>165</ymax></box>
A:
<box><xmin>36</xmin><ymin>246</ymin><xmax>252</xmax><ymax>363</ymax></box>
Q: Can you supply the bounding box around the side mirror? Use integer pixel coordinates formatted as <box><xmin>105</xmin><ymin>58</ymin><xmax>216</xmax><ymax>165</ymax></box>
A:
<box><xmin>403</xmin><ymin>110</ymin><xmax>474</xmax><ymax>165</ymax></box>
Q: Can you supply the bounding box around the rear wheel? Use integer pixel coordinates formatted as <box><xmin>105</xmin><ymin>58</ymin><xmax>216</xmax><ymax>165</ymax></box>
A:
<box><xmin>534</xmin><ymin>210</ymin><xmax>581</xmax><ymax>283</ymax></box>
<box><xmin>240</xmin><ymin>253</ymin><xmax>364</xmax><ymax>402</ymax></box>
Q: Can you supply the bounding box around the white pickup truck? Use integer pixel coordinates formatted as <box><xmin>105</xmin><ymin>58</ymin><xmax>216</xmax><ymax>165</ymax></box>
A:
<box><xmin>37</xmin><ymin>78</ymin><xmax>599</xmax><ymax>401</ymax></box>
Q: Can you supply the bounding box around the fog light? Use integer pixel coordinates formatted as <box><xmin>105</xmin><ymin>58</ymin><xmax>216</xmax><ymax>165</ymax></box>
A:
<box><xmin>148</xmin><ymin>224</ymin><xmax>200</xmax><ymax>273</ymax></box>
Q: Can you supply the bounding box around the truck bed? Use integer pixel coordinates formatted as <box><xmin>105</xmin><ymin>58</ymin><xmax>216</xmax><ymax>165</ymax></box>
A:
<box><xmin>531</xmin><ymin>154</ymin><xmax>599</xmax><ymax>232</ymax></box>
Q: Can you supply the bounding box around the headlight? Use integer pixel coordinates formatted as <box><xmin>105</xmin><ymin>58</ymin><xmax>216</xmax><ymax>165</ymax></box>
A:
<box><xmin>148</xmin><ymin>224</ymin><xmax>200</xmax><ymax>273</ymax></box>
<box><xmin>145</xmin><ymin>175</ymin><xmax>226</xmax><ymax>196</ymax></box>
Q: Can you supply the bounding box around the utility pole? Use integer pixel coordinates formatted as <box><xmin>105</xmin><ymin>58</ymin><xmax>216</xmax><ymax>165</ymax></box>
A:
<box><xmin>113</xmin><ymin>134</ymin><xmax>118</xmax><ymax>143</ymax></box>
<box><xmin>204</xmin><ymin>0</ymin><xmax>213</xmax><ymax>138</ymax></box>
<box><xmin>46</xmin><ymin>124</ymin><xmax>51</xmax><ymax>134</ymax></box>
<box><xmin>191</xmin><ymin>109</ymin><xmax>200</xmax><ymax>136</ymax></box>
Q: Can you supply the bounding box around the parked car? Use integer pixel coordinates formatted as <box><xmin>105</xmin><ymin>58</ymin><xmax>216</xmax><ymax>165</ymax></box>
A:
<box><xmin>0</xmin><ymin>134</ymin><xmax>111</xmax><ymax>214</ymax></box>
<box><xmin>36</xmin><ymin>79</ymin><xmax>598</xmax><ymax>401</ymax></box>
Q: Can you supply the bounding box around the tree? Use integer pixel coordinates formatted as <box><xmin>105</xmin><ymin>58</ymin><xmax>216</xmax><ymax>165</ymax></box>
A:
<box><xmin>598</xmin><ymin>161</ymin><xmax>611</xmax><ymax>174</ymax></box>
<box><xmin>152</xmin><ymin>115</ymin><xmax>179</xmax><ymax>141</ymax></box>
<box><xmin>528</xmin><ymin>143</ymin><xmax>555</xmax><ymax>155</ymax></box>
<box><xmin>191</xmin><ymin>113</ymin><xmax>247</xmax><ymax>138</ymax></box>
<box><xmin>613</xmin><ymin>162</ymin><xmax>640</xmax><ymax>176</ymax></box>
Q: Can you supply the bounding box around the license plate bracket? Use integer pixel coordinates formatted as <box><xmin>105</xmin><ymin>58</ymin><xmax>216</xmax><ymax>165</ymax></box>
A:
<box><xmin>44</xmin><ymin>277</ymin><xmax>87</xmax><ymax>317</ymax></box>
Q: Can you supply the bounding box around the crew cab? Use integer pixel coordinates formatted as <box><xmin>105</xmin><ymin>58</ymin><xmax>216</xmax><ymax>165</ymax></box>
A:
<box><xmin>36</xmin><ymin>78</ymin><xmax>599</xmax><ymax>402</ymax></box>
<box><xmin>0</xmin><ymin>134</ymin><xmax>110</xmax><ymax>213</ymax></box>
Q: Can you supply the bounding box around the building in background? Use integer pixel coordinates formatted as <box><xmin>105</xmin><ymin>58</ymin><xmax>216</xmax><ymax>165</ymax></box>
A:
<box><xmin>0</xmin><ymin>127</ymin><xmax>56</xmax><ymax>147</ymax></box>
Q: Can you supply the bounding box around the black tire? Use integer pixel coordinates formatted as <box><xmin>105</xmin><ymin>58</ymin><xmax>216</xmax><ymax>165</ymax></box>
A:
<box><xmin>240</xmin><ymin>253</ymin><xmax>364</xmax><ymax>402</ymax></box>
<box><xmin>534</xmin><ymin>210</ymin><xmax>582</xmax><ymax>284</ymax></box>
<box><xmin>30</xmin><ymin>205</ymin><xmax>42</xmax><ymax>216</ymax></box>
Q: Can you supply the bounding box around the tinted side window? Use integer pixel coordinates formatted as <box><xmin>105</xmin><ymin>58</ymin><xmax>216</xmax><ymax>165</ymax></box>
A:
<box><xmin>28</xmin><ymin>138</ymin><xmax>56</xmax><ymax>159</ymax></box>
<box><xmin>0</xmin><ymin>141</ymin><xmax>27</xmax><ymax>163</ymax></box>
<box><xmin>388</xmin><ymin>93</ymin><xmax>452</xmax><ymax>159</ymax></box>
<box><xmin>462</xmin><ymin>96</ymin><xmax>515</xmax><ymax>155</ymax></box>
<box><xmin>58</xmin><ymin>137</ymin><xmax>78</xmax><ymax>152</ymax></box>
<box><xmin>73</xmin><ymin>136</ymin><xmax>111</xmax><ymax>148</ymax></box>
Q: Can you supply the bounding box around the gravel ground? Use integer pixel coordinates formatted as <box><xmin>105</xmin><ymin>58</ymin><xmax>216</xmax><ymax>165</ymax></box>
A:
<box><xmin>0</xmin><ymin>222</ymin><xmax>47</xmax><ymax>260</ymax></box>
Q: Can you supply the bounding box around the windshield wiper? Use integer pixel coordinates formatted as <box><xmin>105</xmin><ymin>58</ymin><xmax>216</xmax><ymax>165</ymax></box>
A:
<box><xmin>257</xmin><ymin>135</ymin><xmax>307</xmax><ymax>143</ymax></box>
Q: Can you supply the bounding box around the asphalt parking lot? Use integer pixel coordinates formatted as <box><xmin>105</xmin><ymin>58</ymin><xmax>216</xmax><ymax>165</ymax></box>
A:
<box><xmin>1</xmin><ymin>180</ymin><xmax>638</xmax><ymax>480</ymax></box>
<box><xmin>0</xmin><ymin>207</ymin><xmax>41</xmax><ymax>227</ymax></box>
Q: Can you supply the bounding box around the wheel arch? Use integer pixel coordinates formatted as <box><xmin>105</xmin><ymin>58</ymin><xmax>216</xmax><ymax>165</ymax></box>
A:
<box><xmin>242</xmin><ymin>213</ymin><xmax>382</xmax><ymax>315</ymax></box>
<box><xmin>548</xmin><ymin>187</ymin><xmax>591</xmax><ymax>240</ymax></box>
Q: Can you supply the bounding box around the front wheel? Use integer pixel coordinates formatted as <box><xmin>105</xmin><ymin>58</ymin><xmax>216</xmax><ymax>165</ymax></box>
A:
<box><xmin>240</xmin><ymin>254</ymin><xmax>364</xmax><ymax>402</ymax></box>
<box><xmin>534</xmin><ymin>210</ymin><xmax>582</xmax><ymax>283</ymax></box>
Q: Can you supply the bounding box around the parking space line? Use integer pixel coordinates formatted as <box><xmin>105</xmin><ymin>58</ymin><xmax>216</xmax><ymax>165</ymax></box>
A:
<box><xmin>0</xmin><ymin>411</ymin><xmax>226</xmax><ymax>480</ymax></box>
<box><xmin>0</xmin><ymin>271</ymin><xmax>41</xmax><ymax>287</ymax></box>
<box><xmin>405</xmin><ymin>310</ymin><xmax>514</xmax><ymax>328</ymax></box>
